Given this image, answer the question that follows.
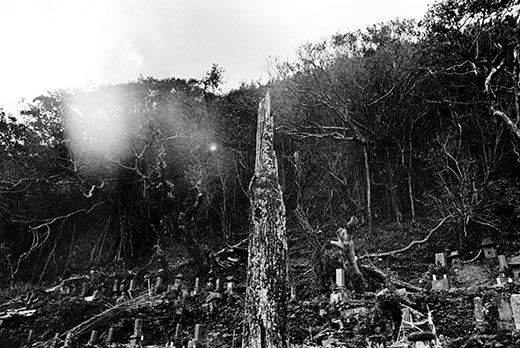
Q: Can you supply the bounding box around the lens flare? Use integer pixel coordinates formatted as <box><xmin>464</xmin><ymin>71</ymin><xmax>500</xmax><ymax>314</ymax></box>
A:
<box><xmin>63</xmin><ymin>88</ymin><xmax>129</xmax><ymax>159</ymax></box>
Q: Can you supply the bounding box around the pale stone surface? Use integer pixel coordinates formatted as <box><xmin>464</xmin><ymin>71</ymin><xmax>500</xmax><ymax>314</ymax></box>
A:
<box><xmin>194</xmin><ymin>324</ymin><xmax>201</xmax><ymax>342</ymax></box>
<box><xmin>474</xmin><ymin>297</ymin><xmax>485</xmax><ymax>322</ymax></box>
<box><xmin>336</xmin><ymin>268</ymin><xmax>345</xmax><ymax>287</ymax></box>
<box><xmin>510</xmin><ymin>294</ymin><xmax>520</xmax><ymax>330</ymax></box>
<box><xmin>498</xmin><ymin>255</ymin><xmax>508</xmax><ymax>271</ymax></box>
<box><xmin>401</xmin><ymin>307</ymin><xmax>413</xmax><ymax>328</ymax></box>
<box><xmin>483</xmin><ymin>246</ymin><xmax>496</xmax><ymax>259</ymax></box>
<box><xmin>435</xmin><ymin>253</ymin><xmax>447</xmax><ymax>267</ymax></box>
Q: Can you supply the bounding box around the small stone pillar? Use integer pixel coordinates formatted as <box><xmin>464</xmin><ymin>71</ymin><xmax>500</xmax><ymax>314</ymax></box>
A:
<box><xmin>144</xmin><ymin>274</ymin><xmax>152</xmax><ymax>296</ymax></box>
<box><xmin>215</xmin><ymin>279</ymin><xmax>223</xmax><ymax>292</ymax></box>
<box><xmin>511</xmin><ymin>260</ymin><xmax>520</xmax><ymax>283</ymax></box>
<box><xmin>106</xmin><ymin>327</ymin><xmax>114</xmax><ymax>345</ymax></box>
<box><xmin>51</xmin><ymin>333</ymin><xmax>60</xmax><ymax>348</ymax></box>
<box><xmin>174</xmin><ymin>323</ymin><xmax>181</xmax><ymax>343</ymax></box>
<box><xmin>80</xmin><ymin>283</ymin><xmax>88</xmax><ymax>297</ymax></box>
<box><xmin>435</xmin><ymin>252</ymin><xmax>447</xmax><ymax>267</ymax></box>
<box><xmin>431</xmin><ymin>274</ymin><xmax>450</xmax><ymax>290</ymax></box>
<box><xmin>129</xmin><ymin>279</ymin><xmax>136</xmax><ymax>291</ymax></box>
<box><xmin>480</xmin><ymin>237</ymin><xmax>496</xmax><ymax>259</ymax></box>
<box><xmin>194</xmin><ymin>324</ymin><xmax>201</xmax><ymax>345</ymax></box>
<box><xmin>510</xmin><ymin>294</ymin><xmax>520</xmax><ymax>330</ymax></box>
<box><xmin>474</xmin><ymin>297</ymin><xmax>486</xmax><ymax>331</ymax></box>
<box><xmin>155</xmin><ymin>277</ymin><xmax>163</xmax><ymax>293</ymax></box>
<box><xmin>26</xmin><ymin>329</ymin><xmax>34</xmax><ymax>344</ymax></box>
<box><xmin>498</xmin><ymin>294</ymin><xmax>514</xmax><ymax>330</ymax></box>
<box><xmin>193</xmin><ymin>278</ymin><xmax>200</xmax><ymax>294</ymax></box>
<box><xmin>448</xmin><ymin>250</ymin><xmax>462</xmax><ymax>267</ymax></box>
<box><xmin>113</xmin><ymin>279</ymin><xmax>119</xmax><ymax>293</ymax></box>
<box><xmin>402</xmin><ymin>307</ymin><xmax>413</xmax><ymax>329</ymax></box>
<box><xmin>226</xmin><ymin>281</ymin><xmax>235</xmax><ymax>294</ymax></box>
<box><xmin>87</xmin><ymin>330</ymin><xmax>98</xmax><ymax>346</ymax></box>
<box><xmin>290</xmin><ymin>284</ymin><xmax>297</xmax><ymax>302</ymax></box>
<box><xmin>173</xmin><ymin>274</ymin><xmax>185</xmax><ymax>291</ymax></box>
<box><xmin>497</xmin><ymin>274</ymin><xmax>508</xmax><ymax>286</ymax></box>
<box><xmin>498</xmin><ymin>255</ymin><xmax>508</xmax><ymax>272</ymax></box>
<box><xmin>63</xmin><ymin>332</ymin><xmax>73</xmax><ymax>348</ymax></box>
<box><xmin>336</xmin><ymin>268</ymin><xmax>345</xmax><ymax>288</ymax></box>
<box><xmin>130</xmin><ymin>318</ymin><xmax>143</xmax><ymax>347</ymax></box>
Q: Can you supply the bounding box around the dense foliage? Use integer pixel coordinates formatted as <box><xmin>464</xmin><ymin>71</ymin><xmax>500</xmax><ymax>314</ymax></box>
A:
<box><xmin>0</xmin><ymin>0</ymin><xmax>519</xmax><ymax>287</ymax></box>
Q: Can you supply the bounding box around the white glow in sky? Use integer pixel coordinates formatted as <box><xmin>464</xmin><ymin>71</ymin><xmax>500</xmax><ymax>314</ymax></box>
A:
<box><xmin>0</xmin><ymin>0</ymin><xmax>434</xmax><ymax>114</ymax></box>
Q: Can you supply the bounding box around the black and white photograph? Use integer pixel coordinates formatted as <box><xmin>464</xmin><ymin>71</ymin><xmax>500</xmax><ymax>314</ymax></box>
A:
<box><xmin>0</xmin><ymin>0</ymin><xmax>519</xmax><ymax>347</ymax></box>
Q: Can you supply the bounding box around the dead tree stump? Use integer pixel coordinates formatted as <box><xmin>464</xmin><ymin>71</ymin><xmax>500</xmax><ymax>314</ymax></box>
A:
<box><xmin>242</xmin><ymin>92</ymin><xmax>289</xmax><ymax>348</ymax></box>
<box><xmin>330</xmin><ymin>217</ymin><xmax>366</xmax><ymax>293</ymax></box>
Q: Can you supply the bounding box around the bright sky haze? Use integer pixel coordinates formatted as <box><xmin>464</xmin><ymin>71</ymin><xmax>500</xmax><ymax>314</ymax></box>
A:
<box><xmin>0</xmin><ymin>0</ymin><xmax>434</xmax><ymax>114</ymax></box>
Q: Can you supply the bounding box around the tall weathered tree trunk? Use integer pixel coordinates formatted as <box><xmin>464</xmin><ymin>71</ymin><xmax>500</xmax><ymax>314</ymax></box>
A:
<box><xmin>242</xmin><ymin>92</ymin><xmax>289</xmax><ymax>348</ymax></box>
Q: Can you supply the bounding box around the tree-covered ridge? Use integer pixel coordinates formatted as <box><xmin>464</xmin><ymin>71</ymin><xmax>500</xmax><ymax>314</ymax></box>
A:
<box><xmin>0</xmin><ymin>0</ymin><xmax>519</xmax><ymax>289</ymax></box>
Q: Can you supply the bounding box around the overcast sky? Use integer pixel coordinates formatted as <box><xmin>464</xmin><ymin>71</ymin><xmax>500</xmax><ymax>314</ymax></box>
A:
<box><xmin>0</xmin><ymin>0</ymin><xmax>434</xmax><ymax>113</ymax></box>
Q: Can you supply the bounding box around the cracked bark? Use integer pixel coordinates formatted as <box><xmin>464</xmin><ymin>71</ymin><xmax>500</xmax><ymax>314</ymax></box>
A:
<box><xmin>242</xmin><ymin>92</ymin><xmax>289</xmax><ymax>348</ymax></box>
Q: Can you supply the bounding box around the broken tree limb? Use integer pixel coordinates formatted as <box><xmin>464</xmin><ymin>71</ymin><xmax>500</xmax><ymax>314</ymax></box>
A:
<box><xmin>330</xmin><ymin>217</ymin><xmax>366</xmax><ymax>293</ymax></box>
<box><xmin>359</xmin><ymin>215</ymin><xmax>452</xmax><ymax>260</ymax></box>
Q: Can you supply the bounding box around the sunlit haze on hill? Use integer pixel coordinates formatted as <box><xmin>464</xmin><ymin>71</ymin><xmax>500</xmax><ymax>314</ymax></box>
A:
<box><xmin>0</xmin><ymin>0</ymin><xmax>434</xmax><ymax>115</ymax></box>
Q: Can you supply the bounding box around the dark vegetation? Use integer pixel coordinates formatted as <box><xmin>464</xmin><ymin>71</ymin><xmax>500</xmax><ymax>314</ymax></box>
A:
<box><xmin>0</xmin><ymin>0</ymin><xmax>519</xmax><ymax>346</ymax></box>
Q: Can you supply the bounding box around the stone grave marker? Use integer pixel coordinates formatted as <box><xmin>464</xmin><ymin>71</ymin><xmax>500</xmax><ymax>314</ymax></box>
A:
<box><xmin>431</xmin><ymin>274</ymin><xmax>450</xmax><ymax>290</ymax></box>
<box><xmin>113</xmin><ymin>279</ymin><xmax>119</xmax><ymax>293</ymax></box>
<box><xmin>481</xmin><ymin>237</ymin><xmax>496</xmax><ymax>259</ymax></box>
<box><xmin>497</xmin><ymin>275</ymin><xmax>508</xmax><ymax>286</ymax></box>
<box><xmin>175</xmin><ymin>323</ymin><xmax>181</xmax><ymax>343</ymax></box>
<box><xmin>87</xmin><ymin>330</ymin><xmax>98</xmax><ymax>346</ymax></box>
<box><xmin>106</xmin><ymin>327</ymin><xmax>114</xmax><ymax>345</ymax></box>
<box><xmin>129</xmin><ymin>279</ymin><xmax>136</xmax><ymax>291</ymax></box>
<box><xmin>80</xmin><ymin>283</ymin><xmax>87</xmax><ymax>297</ymax></box>
<box><xmin>510</xmin><ymin>294</ymin><xmax>520</xmax><ymax>330</ymax></box>
<box><xmin>155</xmin><ymin>277</ymin><xmax>163</xmax><ymax>293</ymax></box>
<box><xmin>26</xmin><ymin>329</ymin><xmax>34</xmax><ymax>344</ymax></box>
<box><xmin>448</xmin><ymin>250</ymin><xmax>462</xmax><ymax>267</ymax></box>
<box><xmin>290</xmin><ymin>284</ymin><xmax>297</xmax><ymax>302</ymax></box>
<box><xmin>215</xmin><ymin>279</ymin><xmax>223</xmax><ymax>292</ymax></box>
<box><xmin>63</xmin><ymin>332</ymin><xmax>73</xmax><ymax>348</ymax></box>
<box><xmin>194</xmin><ymin>324</ymin><xmax>201</xmax><ymax>345</ymax></box>
<box><xmin>226</xmin><ymin>281</ymin><xmax>235</xmax><ymax>294</ymax></box>
<box><xmin>192</xmin><ymin>278</ymin><xmax>200</xmax><ymax>295</ymax></box>
<box><xmin>336</xmin><ymin>268</ymin><xmax>345</xmax><ymax>288</ymax></box>
<box><xmin>474</xmin><ymin>297</ymin><xmax>487</xmax><ymax>332</ymax></box>
<box><xmin>173</xmin><ymin>274</ymin><xmax>184</xmax><ymax>291</ymax></box>
<box><xmin>51</xmin><ymin>333</ymin><xmax>60</xmax><ymax>348</ymax></box>
<box><xmin>498</xmin><ymin>294</ymin><xmax>514</xmax><ymax>330</ymax></box>
<box><xmin>130</xmin><ymin>318</ymin><xmax>143</xmax><ymax>347</ymax></box>
<box><xmin>402</xmin><ymin>307</ymin><xmax>413</xmax><ymax>329</ymax></box>
<box><xmin>144</xmin><ymin>275</ymin><xmax>152</xmax><ymax>296</ymax></box>
<box><xmin>498</xmin><ymin>255</ymin><xmax>508</xmax><ymax>272</ymax></box>
<box><xmin>435</xmin><ymin>252</ymin><xmax>447</xmax><ymax>267</ymax></box>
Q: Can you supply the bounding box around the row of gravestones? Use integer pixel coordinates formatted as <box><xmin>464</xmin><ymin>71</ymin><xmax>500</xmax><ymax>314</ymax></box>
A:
<box><xmin>431</xmin><ymin>238</ymin><xmax>518</xmax><ymax>291</ymax></box>
<box><xmin>14</xmin><ymin>321</ymin><xmax>205</xmax><ymax>348</ymax></box>
<box><xmin>13</xmin><ymin>276</ymin><xmax>245</xmax><ymax>347</ymax></box>
<box><xmin>75</xmin><ymin>274</ymin><xmax>240</xmax><ymax>302</ymax></box>
<box><xmin>475</xmin><ymin>294</ymin><xmax>520</xmax><ymax>332</ymax></box>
